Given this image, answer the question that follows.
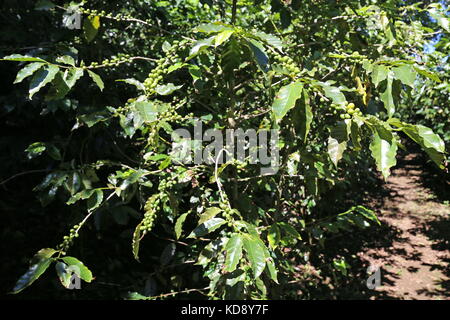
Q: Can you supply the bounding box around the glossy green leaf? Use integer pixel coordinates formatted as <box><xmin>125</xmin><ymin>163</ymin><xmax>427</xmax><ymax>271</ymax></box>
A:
<box><xmin>224</xmin><ymin>234</ymin><xmax>243</xmax><ymax>272</ymax></box>
<box><xmin>55</xmin><ymin>262</ymin><xmax>72</xmax><ymax>288</ymax></box>
<box><xmin>134</xmin><ymin>101</ymin><xmax>159</xmax><ymax>123</ymax></box>
<box><xmin>327</xmin><ymin>136</ymin><xmax>347</xmax><ymax>166</ymax></box>
<box><xmin>126</xmin><ymin>292</ymin><xmax>152</xmax><ymax>300</ymax></box>
<box><xmin>65</xmin><ymin>172</ymin><xmax>81</xmax><ymax>195</ymax></box>
<box><xmin>295</xmin><ymin>88</ymin><xmax>312</xmax><ymax>143</ymax></box>
<box><xmin>254</xmin><ymin>31</ymin><xmax>283</xmax><ymax>51</ymax></box>
<box><xmin>2</xmin><ymin>54</ymin><xmax>47</xmax><ymax>62</ymax></box>
<box><xmin>45</xmin><ymin>72</ymin><xmax>69</xmax><ymax>101</ymax></box>
<box><xmin>25</xmin><ymin>142</ymin><xmax>46</xmax><ymax>159</ymax></box>
<box><xmin>380</xmin><ymin>71</ymin><xmax>395</xmax><ymax>117</ymax></box>
<box><xmin>225</xmin><ymin>269</ymin><xmax>246</xmax><ymax>298</ymax></box>
<box><xmin>67</xmin><ymin>189</ymin><xmax>96</xmax><ymax>205</ymax></box>
<box><xmin>198</xmin><ymin>207</ymin><xmax>222</xmax><ymax>225</ymax></box>
<box><xmin>248</xmin><ymin>39</ymin><xmax>269</xmax><ymax>73</ymax></box>
<box><xmin>267</xmin><ymin>224</ymin><xmax>281</xmax><ymax>249</ymax></box>
<box><xmin>187</xmin><ymin>36</ymin><xmax>215</xmax><ymax>60</ymax></box>
<box><xmin>194</xmin><ymin>23</ymin><xmax>233</xmax><ymax>34</ymax></box>
<box><xmin>371</xmin><ymin>64</ymin><xmax>390</xmax><ymax>87</ymax></box>
<box><xmin>319</xmin><ymin>82</ymin><xmax>346</xmax><ymax>105</ymax></box>
<box><xmin>175</xmin><ymin>212</ymin><xmax>189</xmax><ymax>239</ymax></box>
<box><xmin>77</xmin><ymin>111</ymin><xmax>109</xmax><ymax>128</ymax></box>
<box><xmin>64</xmin><ymin>68</ymin><xmax>84</xmax><ymax>88</ymax></box>
<box><xmin>167</xmin><ymin>62</ymin><xmax>186</xmax><ymax>73</ymax></box>
<box><xmin>416</xmin><ymin>125</ymin><xmax>445</xmax><ymax>153</ymax></box>
<box><xmin>187</xmin><ymin>218</ymin><xmax>226</xmax><ymax>238</ymax></box>
<box><xmin>87</xmin><ymin>189</ymin><xmax>103</xmax><ymax>211</ymax></box>
<box><xmin>83</xmin><ymin>15</ymin><xmax>100</xmax><ymax>43</ymax></box>
<box><xmin>32</xmin><ymin>248</ymin><xmax>58</xmax><ymax>262</ymax></box>
<box><xmin>14</xmin><ymin>62</ymin><xmax>45</xmax><ymax>84</ymax></box>
<box><xmin>87</xmin><ymin>70</ymin><xmax>104</xmax><ymax>91</ymax></box>
<box><xmin>29</xmin><ymin>65</ymin><xmax>59</xmax><ymax>99</ymax></box>
<box><xmin>265</xmin><ymin>257</ymin><xmax>278</xmax><ymax>283</ymax></box>
<box><xmin>188</xmin><ymin>65</ymin><xmax>202</xmax><ymax>81</ymax></box>
<box><xmin>117</xmin><ymin>78</ymin><xmax>145</xmax><ymax>91</ymax></box>
<box><xmin>155</xmin><ymin>83</ymin><xmax>183</xmax><ymax>95</ymax></box>
<box><xmin>215</xmin><ymin>30</ymin><xmax>234</xmax><ymax>46</ymax></box>
<box><xmin>61</xmin><ymin>256</ymin><xmax>93</xmax><ymax>282</ymax></box>
<box><xmin>46</xmin><ymin>68</ymin><xmax>84</xmax><ymax>100</ymax></box>
<box><xmin>278</xmin><ymin>222</ymin><xmax>302</xmax><ymax>241</ymax></box>
<box><xmin>272</xmin><ymin>82</ymin><xmax>303</xmax><ymax>121</ymax></box>
<box><xmin>393</xmin><ymin>64</ymin><xmax>416</xmax><ymax>88</ymax></box>
<box><xmin>11</xmin><ymin>248</ymin><xmax>57</xmax><ymax>294</ymax></box>
<box><xmin>12</xmin><ymin>259</ymin><xmax>53</xmax><ymax>294</ymax></box>
<box><xmin>56</xmin><ymin>55</ymin><xmax>75</xmax><ymax>66</ymax></box>
<box><xmin>46</xmin><ymin>143</ymin><xmax>61</xmax><ymax>160</ymax></box>
<box><xmin>35</xmin><ymin>0</ymin><xmax>55</xmax><ymax>10</ymax></box>
<box><xmin>132</xmin><ymin>221</ymin><xmax>143</xmax><ymax>262</ymax></box>
<box><xmin>397</xmin><ymin>123</ymin><xmax>446</xmax><ymax>169</ymax></box>
<box><xmin>242</xmin><ymin>234</ymin><xmax>266</xmax><ymax>278</ymax></box>
<box><xmin>414</xmin><ymin>66</ymin><xmax>440</xmax><ymax>83</ymax></box>
<box><xmin>369</xmin><ymin>130</ymin><xmax>397</xmax><ymax>180</ymax></box>
<box><xmin>429</xmin><ymin>8</ymin><xmax>450</xmax><ymax>32</ymax></box>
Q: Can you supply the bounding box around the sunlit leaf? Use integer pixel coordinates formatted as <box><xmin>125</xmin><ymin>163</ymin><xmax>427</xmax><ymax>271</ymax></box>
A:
<box><xmin>242</xmin><ymin>234</ymin><xmax>266</xmax><ymax>278</ymax></box>
<box><xmin>224</xmin><ymin>234</ymin><xmax>243</xmax><ymax>272</ymax></box>
<box><xmin>29</xmin><ymin>65</ymin><xmax>59</xmax><ymax>99</ymax></box>
<box><xmin>272</xmin><ymin>82</ymin><xmax>303</xmax><ymax>121</ymax></box>
<box><xmin>187</xmin><ymin>218</ymin><xmax>226</xmax><ymax>238</ymax></box>
<box><xmin>14</xmin><ymin>62</ymin><xmax>45</xmax><ymax>84</ymax></box>
<box><xmin>61</xmin><ymin>256</ymin><xmax>93</xmax><ymax>282</ymax></box>
<box><xmin>87</xmin><ymin>70</ymin><xmax>104</xmax><ymax>91</ymax></box>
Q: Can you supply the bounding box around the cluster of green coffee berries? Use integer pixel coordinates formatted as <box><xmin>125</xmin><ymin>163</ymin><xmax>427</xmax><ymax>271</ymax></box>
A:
<box><xmin>160</xmin><ymin>175</ymin><xmax>180</xmax><ymax>190</ymax></box>
<box><xmin>143</xmin><ymin>40</ymin><xmax>189</xmax><ymax>94</ymax></box>
<box><xmin>159</xmin><ymin>99</ymin><xmax>193</xmax><ymax>123</ymax></box>
<box><xmin>86</xmin><ymin>54</ymin><xmax>133</xmax><ymax>69</ymax></box>
<box><xmin>349</xmin><ymin>51</ymin><xmax>365</xmax><ymax>60</ymax></box>
<box><xmin>79</xmin><ymin>8</ymin><xmax>133</xmax><ymax>21</ymax></box>
<box><xmin>159</xmin><ymin>103</ymin><xmax>181</xmax><ymax>122</ymax></box>
<box><xmin>115</xmin><ymin>105</ymin><xmax>128</xmax><ymax>114</ymax></box>
<box><xmin>272</xmin><ymin>51</ymin><xmax>301</xmax><ymax>78</ymax></box>
<box><xmin>143</xmin><ymin>58</ymin><xmax>167</xmax><ymax>94</ymax></box>
<box><xmin>146</xmin><ymin>125</ymin><xmax>160</xmax><ymax>151</ymax></box>
<box><xmin>57</xmin><ymin>224</ymin><xmax>80</xmax><ymax>252</ymax></box>
<box><xmin>332</xmin><ymin>102</ymin><xmax>363</xmax><ymax>119</ymax></box>
<box><xmin>233</xmin><ymin>160</ymin><xmax>248</xmax><ymax>173</ymax></box>
<box><xmin>111</xmin><ymin>100</ymin><xmax>136</xmax><ymax>120</ymax></box>
<box><xmin>218</xmin><ymin>196</ymin><xmax>238</xmax><ymax>228</ymax></box>
<box><xmin>139</xmin><ymin>175</ymin><xmax>180</xmax><ymax>234</ymax></box>
<box><xmin>140</xmin><ymin>195</ymin><xmax>159</xmax><ymax>234</ymax></box>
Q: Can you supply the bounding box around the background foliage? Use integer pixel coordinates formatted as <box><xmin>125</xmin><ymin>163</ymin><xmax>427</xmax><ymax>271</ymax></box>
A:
<box><xmin>0</xmin><ymin>0</ymin><xmax>448</xmax><ymax>299</ymax></box>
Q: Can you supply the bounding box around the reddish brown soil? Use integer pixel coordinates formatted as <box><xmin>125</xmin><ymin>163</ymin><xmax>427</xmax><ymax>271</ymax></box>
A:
<box><xmin>359</xmin><ymin>153</ymin><xmax>449</xmax><ymax>300</ymax></box>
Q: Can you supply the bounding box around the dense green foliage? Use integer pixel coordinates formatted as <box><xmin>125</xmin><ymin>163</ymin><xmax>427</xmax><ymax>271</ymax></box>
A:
<box><xmin>1</xmin><ymin>0</ymin><xmax>448</xmax><ymax>299</ymax></box>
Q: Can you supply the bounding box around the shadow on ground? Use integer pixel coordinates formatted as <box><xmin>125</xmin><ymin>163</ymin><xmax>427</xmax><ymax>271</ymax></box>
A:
<box><xmin>302</xmin><ymin>149</ymin><xmax>449</xmax><ymax>300</ymax></box>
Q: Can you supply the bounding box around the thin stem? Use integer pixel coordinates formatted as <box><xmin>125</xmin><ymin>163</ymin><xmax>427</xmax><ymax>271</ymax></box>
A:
<box><xmin>74</xmin><ymin>191</ymin><xmax>116</xmax><ymax>234</ymax></box>
<box><xmin>231</xmin><ymin>0</ymin><xmax>237</xmax><ymax>24</ymax></box>
<box><xmin>143</xmin><ymin>286</ymin><xmax>210</xmax><ymax>300</ymax></box>
<box><xmin>0</xmin><ymin>169</ymin><xmax>51</xmax><ymax>186</ymax></box>
<box><xmin>214</xmin><ymin>148</ymin><xmax>232</xmax><ymax>206</ymax></box>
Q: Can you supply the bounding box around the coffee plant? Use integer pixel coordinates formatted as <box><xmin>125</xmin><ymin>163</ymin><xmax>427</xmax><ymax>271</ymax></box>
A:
<box><xmin>1</xmin><ymin>0</ymin><xmax>448</xmax><ymax>299</ymax></box>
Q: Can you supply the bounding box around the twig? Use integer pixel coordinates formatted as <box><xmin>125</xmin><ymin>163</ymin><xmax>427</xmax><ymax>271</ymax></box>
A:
<box><xmin>142</xmin><ymin>286</ymin><xmax>210</xmax><ymax>300</ymax></box>
<box><xmin>74</xmin><ymin>191</ymin><xmax>116</xmax><ymax>234</ymax></box>
<box><xmin>214</xmin><ymin>148</ymin><xmax>232</xmax><ymax>205</ymax></box>
<box><xmin>231</xmin><ymin>0</ymin><xmax>238</xmax><ymax>24</ymax></box>
<box><xmin>239</xmin><ymin>109</ymin><xmax>271</xmax><ymax>120</ymax></box>
<box><xmin>0</xmin><ymin>169</ymin><xmax>51</xmax><ymax>186</ymax></box>
<box><xmin>54</xmin><ymin>5</ymin><xmax>195</xmax><ymax>41</ymax></box>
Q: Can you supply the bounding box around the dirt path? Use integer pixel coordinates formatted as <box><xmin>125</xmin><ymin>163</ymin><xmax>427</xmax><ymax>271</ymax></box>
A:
<box><xmin>360</xmin><ymin>153</ymin><xmax>449</xmax><ymax>300</ymax></box>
